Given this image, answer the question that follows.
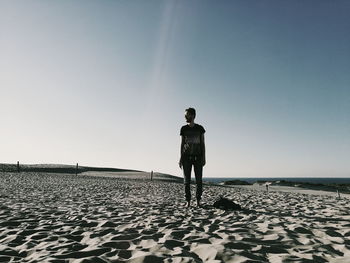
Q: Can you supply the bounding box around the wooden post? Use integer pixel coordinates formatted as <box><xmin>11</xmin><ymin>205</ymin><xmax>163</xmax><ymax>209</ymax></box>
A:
<box><xmin>150</xmin><ymin>170</ymin><xmax>153</xmax><ymax>181</ymax></box>
<box><xmin>337</xmin><ymin>190</ymin><xmax>340</xmax><ymax>199</ymax></box>
<box><xmin>17</xmin><ymin>161</ymin><xmax>20</xmax><ymax>173</ymax></box>
<box><xmin>76</xmin><ymin>163</ymin><xmax>78</xmax><ymax>176</ymax></box>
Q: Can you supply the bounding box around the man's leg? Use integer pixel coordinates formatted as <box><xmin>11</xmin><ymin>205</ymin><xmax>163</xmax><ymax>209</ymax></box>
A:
<box><xmin>193</xmin><ymin>155</ymin><xmax>203</xmax><ymax>204</ymax></box>
<box><xmin>182</xmin><ymin>156</ymin><xmax>192</xmax><ymax>204</ymax></box>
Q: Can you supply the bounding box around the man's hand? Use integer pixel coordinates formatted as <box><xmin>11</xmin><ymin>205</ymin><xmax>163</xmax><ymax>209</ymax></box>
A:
<box><xmin>202</xmin><ymin>158</ymin><xmax>206</xmax><ymax>167</ymax></box>
<box><xmin>179</xmin><ymin>158</ymin><xmax>183</xmax><ymax>169</ymax></box>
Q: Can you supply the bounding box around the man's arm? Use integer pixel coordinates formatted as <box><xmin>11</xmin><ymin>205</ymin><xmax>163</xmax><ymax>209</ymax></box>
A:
<box><xmin>201</xmin><ymin>133</ymin><xmax>206</xmax><ymax>166</ymax></box>
<box><xmin>179</xmin><ymin>135</ymin><xmax>185</xmax><ymax>168</ymax></box>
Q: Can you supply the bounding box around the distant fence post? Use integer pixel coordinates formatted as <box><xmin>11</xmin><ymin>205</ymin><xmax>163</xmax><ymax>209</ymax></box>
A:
<box><xmin>150</xmin><ymin>170</ymin><xmax>153</xmax><ymax>181</ymax></box>
<box><xmin>76</xmin><ymin>163</ymin><xmax>78</xmax><ymax>176</ymax></box>
<box><xmin>17</xmin><ymin>161</ymin><xmax>20</xmax><ymax>173</ymax></box>
<box><xmin>337</xmin><ymin>190</ymin><xmax>340</xmax><ymax>199</ymax></box>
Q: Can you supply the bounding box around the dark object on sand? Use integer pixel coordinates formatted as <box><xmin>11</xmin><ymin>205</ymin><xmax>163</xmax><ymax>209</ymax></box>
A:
<box><xmin>213</xmin><ymin>196</ymin><xmax>241</xmax><ymax>210</ymax></box>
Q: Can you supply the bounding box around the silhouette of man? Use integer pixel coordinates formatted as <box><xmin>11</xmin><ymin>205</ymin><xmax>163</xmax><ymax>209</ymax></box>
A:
<box><xmin>179</xmin><ymin>107</ymin><xmax>206</xmax><ymax>207</ymax></box>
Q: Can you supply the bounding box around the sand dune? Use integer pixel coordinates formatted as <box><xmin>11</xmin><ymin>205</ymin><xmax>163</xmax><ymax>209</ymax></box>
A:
<box><xmin>81</xmin><ymin>171</ymin><xmax>182</xmax><ymax>182</ymax></box>
<box><xmin>0</xmin><ymin>172</ymin><xmax>349</xmax><ymax>262</ymax></box>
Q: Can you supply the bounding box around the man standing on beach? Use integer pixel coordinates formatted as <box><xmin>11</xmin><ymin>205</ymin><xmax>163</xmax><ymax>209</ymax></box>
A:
<box><xmin>179</xmin><ymin>107</ymin><xmax>206</xmax><ymax>207</ymax></box>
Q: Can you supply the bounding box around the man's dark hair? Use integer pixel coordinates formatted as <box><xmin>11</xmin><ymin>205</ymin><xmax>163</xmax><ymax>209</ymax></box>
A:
<box><xmin>185</xmin><ymin>107</ymin><xmax>196</xmax><ymax>118</ymax></box>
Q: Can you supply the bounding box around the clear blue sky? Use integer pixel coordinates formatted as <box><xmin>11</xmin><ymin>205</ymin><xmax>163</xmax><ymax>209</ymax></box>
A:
<box><xmin>1</xmin><ymin>0</ymin><xmax>349</xmax><ymax>177</ymax></box>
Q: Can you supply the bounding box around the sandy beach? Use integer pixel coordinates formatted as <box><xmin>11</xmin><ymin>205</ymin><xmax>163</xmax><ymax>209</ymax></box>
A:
<box><xmin>1</xmin><ymin>171</ymin><xmax>350</xmax><ymax>263</ymax></box>
<box><xmin>225</xmin><ymin>184</ymin><xmax>350</xmax><ymax>199</ymax></box>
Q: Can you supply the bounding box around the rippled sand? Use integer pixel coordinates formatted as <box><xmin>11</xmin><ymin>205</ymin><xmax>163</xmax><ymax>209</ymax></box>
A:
<box><xmin>0</xmin><ymin>172</ymin><xmax>349</xmax><ymax>262</ymax></box>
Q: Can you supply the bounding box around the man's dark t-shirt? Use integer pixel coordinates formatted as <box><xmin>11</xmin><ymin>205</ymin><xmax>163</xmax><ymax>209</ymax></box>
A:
<box><xmin>180</xmin><ymin>124</ymin><xmax>205</xmax><ymax>156</ymax></box>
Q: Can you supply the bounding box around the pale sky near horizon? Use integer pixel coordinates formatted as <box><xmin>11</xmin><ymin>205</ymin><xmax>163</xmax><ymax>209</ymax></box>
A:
<box><xmin>1</xmin><ymin>0</ymin><xmax>349</xmax><ymax>178</ymax></box>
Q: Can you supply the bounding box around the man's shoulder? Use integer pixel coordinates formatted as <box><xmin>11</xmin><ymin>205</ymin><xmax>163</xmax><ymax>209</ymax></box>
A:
<box><xmin>195</xmin><ymin>123</ymin><xmax>205</xmax><ymax>130</ymax></box>
<box><xmin>180</xmin><ymin>124</ymin><xmax>188</xmax><ymax>131</ymax></box>
<box><xmin>180</xmin><ymin>124</ymin><xmax>205</xmax><ymax>130</ymax></box>
<box><xmin>180</xmin><ymin>125</ymin><xmax>188</xmax><ymax>136</ymax></box>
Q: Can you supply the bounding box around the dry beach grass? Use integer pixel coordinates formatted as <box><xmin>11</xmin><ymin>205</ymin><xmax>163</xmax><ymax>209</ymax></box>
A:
<box><xmin>0</xmin><ymin>171</ymin><xmax>350</xmax><ymax>263</ymax></box>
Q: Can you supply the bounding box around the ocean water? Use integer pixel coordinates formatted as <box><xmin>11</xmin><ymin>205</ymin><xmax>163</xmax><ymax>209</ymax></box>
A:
<box><xmin>203</xmin><ymin>177</ymin><xmax>350</xmax><ymax>184</ymax></box>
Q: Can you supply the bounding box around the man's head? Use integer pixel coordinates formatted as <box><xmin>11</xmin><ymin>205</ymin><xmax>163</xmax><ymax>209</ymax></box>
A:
<box><xmin>185</xmin><ymin>107</ymin><xmax>196</xmax><ymax>123</ymax></box>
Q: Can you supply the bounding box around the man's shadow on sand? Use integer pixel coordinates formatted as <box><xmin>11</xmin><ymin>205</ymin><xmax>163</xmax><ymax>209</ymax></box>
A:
<box><xmin>199</xmin><ymin>203</ymin><xmax>255</xmax><ymax>214</ymax></box>
<box><xmin>184</xmin><ymin>196</ymin><xmax>255</xmax><ymax>214</ymax></box>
